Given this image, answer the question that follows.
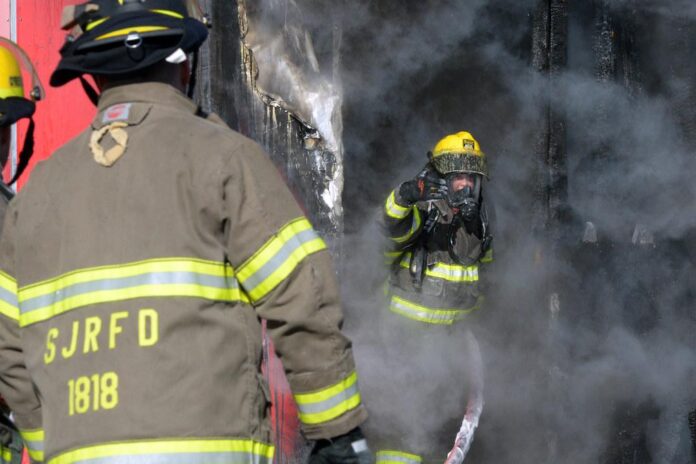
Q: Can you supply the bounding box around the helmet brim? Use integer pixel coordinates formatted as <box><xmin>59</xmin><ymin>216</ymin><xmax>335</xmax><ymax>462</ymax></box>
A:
<box><xmin>50</xmin><ymin>17</ymin><xmax>208</xmax><ymax>87</ymax></box>
<box><xmin>0</xmin><ymin>97</ymin><xmax>36</xmax><ymax>127</ymax></box>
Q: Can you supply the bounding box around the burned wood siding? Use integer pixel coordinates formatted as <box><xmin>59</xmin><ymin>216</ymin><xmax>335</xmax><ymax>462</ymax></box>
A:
<box><xmin>195</xmin><ymin>0</ymin><xmax>343</xmax><ymax>253</ymax></box>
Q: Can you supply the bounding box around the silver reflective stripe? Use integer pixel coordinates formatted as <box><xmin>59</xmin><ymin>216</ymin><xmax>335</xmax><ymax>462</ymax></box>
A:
<box><xmin>295</xmin><ymin>381</ymin><xmax>360</xmax><ymax>415</ymax></box>
<box><xmin>24</xmin><ymin>439</ymin><xmax>43</xmax><ymax>452</ymax></box>
<box><xmin>20</xmin><ymin>272</ymin><xmax>236</xmax><ymax>314</ymax></box>
<box><xmin>240</xmin><ymin>228</ymin><xmax>320</xmax><ymax>292</ymax></box>
<box><xmin>0</xmin><ymin>286</ymin><xmax>18</xmax><ymax>308</ymax></box>
<box><xmin>57</xmin><ymin>452</ymin><xmax>273</xmax><ymax>464</ymax></box>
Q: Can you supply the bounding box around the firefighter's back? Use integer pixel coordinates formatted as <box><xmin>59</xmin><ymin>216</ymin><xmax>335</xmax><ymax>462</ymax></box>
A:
<box><xmin>10</xmin><ymin>83</ymin><xmax>275</xmax><ymax>462</ymax></box>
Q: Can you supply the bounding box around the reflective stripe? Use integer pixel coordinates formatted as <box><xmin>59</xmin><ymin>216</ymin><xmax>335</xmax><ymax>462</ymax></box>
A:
<box><xmin>86</xmin><ymin>9</ymin><xmax>181</xmax><ymax>33</ymax></box>
<box><xmin>85</xmin><ymin>17</ymin><xmax>109</xmax><ymax>31</ymax></box>
<box><xmin>376</xmin><ymin>450</ymin><xmax>422</xmax><ymax>464</ymax></box>
<box><xmin>48</xmin><ymin>439</ymin><xmax>274</xmax><ymax>464</ymax></box>
<box><xmin>1</xmin><ymin>448</ymin><xmax>11</xmax><ymax>463</ymax></box>
<box><xmin>0</xmin><ymin>271</ymin><xmax>19</xmax><ymax>321</ymax></box>
<box><xmin>399</xmin><ymin>254</ymin><xmax>478</xmax><ymax>283</ymax></box>
<box><xmin>480</xmin><ymin>247</ymin><xmax>493</xmax><ymax>263</ymax></box>
<box><xmin>385</xmin><ymin>191</ymin><xmax>410</xmax><ymax>220</ymax></box>
<box><xmin>390</xmin><ymin>208</ymin><xmax>421</xmax><ymax>244</ymax></box>
<box><xmin>18</xmin><ymin>258</ymin><xmax>245</xmax><ymax>327</ymax></box>
<box><xmin>96</xmin><ymin>26</ymin><xmax>169</xmax><ymax>41</ymax></box>
<box><xmin>389</xmin><ymin>295</ymin><xmax>476</xmax><ymax>325</ymax></box>
<box><xmin>20</xmin><ymin>428</ymin><xmax>44</xmax><ymax>462</ymax></box>
<box><xmin>294</xmin><ymin>372</ymin><xmax>362</xmax><ymax>425</ymax></box>
<box><xmin>237</xmin><ymin>217</ymin><xmax>326</xmax><ymax>302</ymax></box>
<box><xmin>150</xmin><ymin>9</ymin><xmax>185</xmax><ymax>19</ymax></box>
<box><xmin>384</xmin><ymin>251</ymin><xmax>402</xmax><ymax>265</ymax></box>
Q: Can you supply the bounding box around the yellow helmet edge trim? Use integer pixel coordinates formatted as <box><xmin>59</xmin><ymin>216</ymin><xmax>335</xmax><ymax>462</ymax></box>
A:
<box><xmin>96</xmin><ymin>26</ymin><xmax>170</xmax><ymax>41</ymax></box>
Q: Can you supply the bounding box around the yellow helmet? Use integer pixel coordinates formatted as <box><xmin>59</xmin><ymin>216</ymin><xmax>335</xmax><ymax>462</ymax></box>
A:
<box><xmin>0</xmin><ymin>46</ymin><xmax>24</xmax><ymax>99</ymax></box>
<box><xmin>430</xmin><ymin>131</ymin><xmax>488</xmax><ymax>178</ymax></box>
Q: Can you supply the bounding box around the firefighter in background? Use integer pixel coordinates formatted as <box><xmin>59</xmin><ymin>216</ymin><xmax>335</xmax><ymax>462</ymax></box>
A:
<box><xmin>0</xmin><ymin>1</ymin><xmax>372</xmax><ymax>463</ymax></box>
<box><xmin>367</xmin><ymin>131</ymin><xmax>493</xmax><ymax>463</ymax></box>
<box><xmin>0</xmin><ymin>38</ymin><xmax>43</xmax><ymax>464</ymax></box>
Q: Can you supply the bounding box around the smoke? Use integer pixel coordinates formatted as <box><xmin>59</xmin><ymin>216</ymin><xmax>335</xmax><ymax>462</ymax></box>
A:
<box><xmin>323</xmin><ymin>0</ymin><xmax>696</xmax><ymax>463</ymax></box>
<box><xmin>234</xmin><ymin>0</ymin><xmax>696</xmax><ymax>461</ymax></box>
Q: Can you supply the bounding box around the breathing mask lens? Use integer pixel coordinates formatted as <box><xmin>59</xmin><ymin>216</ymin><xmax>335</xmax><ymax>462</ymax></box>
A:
<box><xmin>446</xmin><ymin>173</ymin><xmax>481</xmax><ymax>222</ymax></box>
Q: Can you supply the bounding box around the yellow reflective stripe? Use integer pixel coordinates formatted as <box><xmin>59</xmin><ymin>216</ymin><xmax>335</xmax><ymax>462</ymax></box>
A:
<box><xmin>237</xmin><ymin>217</ymin><xmax>326</xmax><ymax>302</ymax></box>
<box><xmin>20</xmin><ymin>428</ymin><xmax>44</xmax><ymax>462</ymax></box>
<box><xmin>1</xmin><ymin>447</ymin><xmax>11</xmax><ymax>462</ymax></box>
<box><xmin>376</xmin><ymin>450</ymin><xmax>422</xmax><ymax>464</ymax></box>
<box><xmin>85</xmin><ymin>17</ymin><xmax>109</xmax><ymax>31</ymax></box>
<box><xmin>389</xmin><ymin>295</ymin><xmax>476</xmax><ymax>325</ymax></box>
<box><xmin>384</xmin><ymin>250</ymin><xmax>402</xmax><ymax>265</ymax></box>
<box><xmin>151</xmin><ymin>9</ymin><xmax>185</xmax><ymax>19</ymax></box>
<box><xmin>48</xmin><ymin>439</ymin><xmax>274</xmax><ymax>464</ymax></box>
<box><xmin>18</xmin><ymin>258</ymin><xmax>246</xmax><ymax>327</ymax></box>
<box><xmin>294</xmin><ymin>372</ymin><xmax>362</xmax><ymax>425</ymax></box>
<box><xmin>398</xmin><ymin>254</ymin><xmax>478</xmax><ymax>283</ymax></box>
<box><xmin>385</xmin><ymin>191</ymin><xmax>410</xmax><ymax>219</ymax></box>
<box><xmin>96</xmin><ymin>26</ymin><xmax>169</xmax><ymax>41</ymax></box>
<box><xmin>480</xmin><ymin>248</ymin><xmax>493</xmax><ymax>263</ymax></box>
<box><xmin>390</xmin><ymin>208</ymin><xmax>421</xmax><ymax>244</ymax></box>
<box><xmin>0</xmin><ymin>271</ymin><xmax>18</xmax><ymax>321</ymax></box>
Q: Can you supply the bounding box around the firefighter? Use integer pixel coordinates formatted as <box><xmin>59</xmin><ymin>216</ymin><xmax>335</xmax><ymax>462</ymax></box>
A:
<box><xmin>367</xmin><ymin>131</ymin><xmax>493</xmax><ymax>463</ymax></box>
<box><xmin>0</xmin><ymin>38</ymin><xmax>43</xmax><ymax>464</ymax></box>
<box><xmin>0</xmin><ymin>1</ymin><xmax>372</xmax><ymax>463</ymax></box>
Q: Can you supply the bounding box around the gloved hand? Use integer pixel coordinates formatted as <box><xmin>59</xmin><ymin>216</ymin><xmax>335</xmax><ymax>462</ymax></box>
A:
<box><xmin>309</xmin><ymin>427</ymin><xmax>375</xmax><ymax>464</ymax></box>
<box><xmin>398</xmin><ymin>166</ymin><xmax>447</xmax><ymax>205</ymax></box>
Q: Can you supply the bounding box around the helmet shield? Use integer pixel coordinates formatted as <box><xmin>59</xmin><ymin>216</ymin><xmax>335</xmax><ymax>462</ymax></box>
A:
<box><xmin>431</xmin><ymin>152</ymin><xmax>488</xmax><ymax>177</ymax></box>
<box><xmin>0</xmin><ymin>38</ymin><xmax>44</xmax><ymax>101</ymax></box>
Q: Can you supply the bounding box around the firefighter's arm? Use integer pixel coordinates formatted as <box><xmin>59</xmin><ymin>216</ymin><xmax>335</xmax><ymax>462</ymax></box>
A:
<box><xmin>381</xmin><ymin>186</ymin><xmax>424</xmax><ymax>253</ymax></box>
<box><xmin>0</xmin><ymin>204</ymin><xmax>44</xmax><ymax>463</ymax></box>
<box><xmin>223</xmin><ymin>143</ymin><xmax>367</xmax><ymax>440</ymax></box>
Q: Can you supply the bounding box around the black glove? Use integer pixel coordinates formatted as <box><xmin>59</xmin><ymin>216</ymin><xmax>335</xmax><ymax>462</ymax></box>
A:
<box><xmin>309</xmin><ymin>427</ymin><xmax>374</xmax><ymax>464</ymax></box>
<box><xmin>398</xmin><ymin>167</ymin><xmax>447</xmax><ymax>205</ymax></box>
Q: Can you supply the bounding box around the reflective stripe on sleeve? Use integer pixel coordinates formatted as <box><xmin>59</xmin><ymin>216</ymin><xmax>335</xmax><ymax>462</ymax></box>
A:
<box><xmin>236</xmin><ymin>217</ymin><xmax>327</xmax><ymax>303</ymax></box>
<box><xmin>1</xmin><ymin>447</ymin><xmax>11</xmax><ymax>463</ymax></box>
<box><xmin>20</xmin><ymin>428</ymin><xmax>44</xmax><ymax>462</ymax></box>
<box><xmin>383</xmin><ymin>250</ymin><xmax>402</xmax><ymax>265</ymax></box>
<box><xmin>385</xmin><ymin>191</ymin><xmax>411</xmax><ymax>220</ymax></box>
<box><xmin>376</xmin><ymin>450</ymin><xmax>422</xmax><ymax>464</ymax></box>
<box><xmin>0</xmin><ymin>271</ymin><xmax>19</xmax><ymax>321</ymax></box>
<box><xmin>48</xmin><ymin>439</ymin><xmax>274</xmax><ymax>464</ymax></box>
<box><xmin>480</xmin><ymin>247</ymin><xmax>493</xmax><ymax>263</ymax></box>
<box><xmin>389</xmin><ymin>295</ymin><xmax>477</xmax><ymax>325</ymax></box>
<box><xmin>18</xmin><ymin>258</ymin><xmax>245</xmax><ymax>327</ymax></box>
<box><xmin>399</xmin><ymin>254</ymin><xmax>478</xmax><ymax>283</ymax></box>
<box><xmin>390</xmin><ymin>208</ymin><xmax>421</xmax><ymax>244</ymax></box>
<box><xmin>294</xmin><ymin>372</ymin><xmax>362</xmax><ymax>425</ymax></box>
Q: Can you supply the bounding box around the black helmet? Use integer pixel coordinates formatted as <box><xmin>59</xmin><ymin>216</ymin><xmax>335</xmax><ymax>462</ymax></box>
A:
<box><xmin>50</xmin><ymin>0</ymin><xmax>210</xmax><ymax>87</ymax></box>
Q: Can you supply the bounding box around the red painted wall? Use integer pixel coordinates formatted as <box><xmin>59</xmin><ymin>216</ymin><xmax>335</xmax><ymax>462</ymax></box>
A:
<box><xmin>14</xmin><ymin>0</ymin><xmax>95</xmax><ymax>188</ymax></box>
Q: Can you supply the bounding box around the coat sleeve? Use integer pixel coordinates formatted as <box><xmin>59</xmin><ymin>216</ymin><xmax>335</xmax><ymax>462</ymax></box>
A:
<box><xmin>222</xmin><ymin>141</ymin><xmax>367</xmax><ymax>440</ymax></box>
<box><xmin>380</xmin><ymin>186</ymin><xmax>424</xmax><ymax>265</ymax></box>
<box><xmin>0</xmin><ymin>201</ymin><xmax>44</xmax><ymax>463</ymax></box>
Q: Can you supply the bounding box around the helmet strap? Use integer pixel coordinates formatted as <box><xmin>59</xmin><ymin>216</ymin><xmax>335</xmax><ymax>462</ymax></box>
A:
<box><xmin>79</xmin><ymin>76</ymin><xmax>100</xmax><ymax>106</ymax></box>
<box><xmin>187</xmin><ymin>50</ymin><xmax>200</xmax><ymax>99</ymax></box>
<box><xmin>7</xmin><ymin>117</ymin><xmax>35</xmax><ymax>186</ymax></box>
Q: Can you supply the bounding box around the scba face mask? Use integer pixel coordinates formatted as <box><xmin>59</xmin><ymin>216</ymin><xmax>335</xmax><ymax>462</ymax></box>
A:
<box><xmin>445</xmin><ymin>173</ymin><xmax>481</xmax><ymax>223</ymax></box>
